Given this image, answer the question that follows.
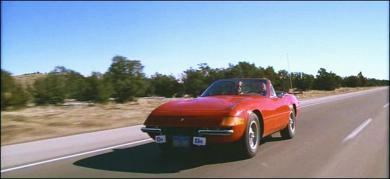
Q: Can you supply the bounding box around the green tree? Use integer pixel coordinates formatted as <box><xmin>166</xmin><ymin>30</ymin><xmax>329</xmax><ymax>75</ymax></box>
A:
<box><xmin>342</xmin><ymin>75</ymin><xmax>360</xmax><ymax>87</ymax></box>
<box><xmin>341</xmin><ymin>72</ymin><xmax>367</xmax><ymax>87</ymax></box>
<box><xmin>365</xmin><ymin>78</ymin><xmax>389</xmax><ymax>86</ymax></box>
<box><xmin>50</xmin><ymin>66</ymin><xmax>87</xmax><ymax>99</ymax></box>
<box><xmin>276</xmin><ymin>70</ymin><xmax>290</xmax><ymax>91</ymax></box>
<box><xmin>1</xmin><ymin>70</ymin><xmax>30</xmax><ymax>109</ymax></box>
<box><xmin>79</xmin><ymin>72</ymin><xmax>112</xmax><ymax>102</ymax></box>
<box><xmin>65</xmin><ymin>71</ymin><xmax>87</xmax><ymax>99</ymax></box>
<box><xmin>357</xmin><ymin>72</ymin><xmax>367</xmax><ymax>87</ymax></box>
<box><xmin>182</xmin><ymin>67</ymin><xmax>209</xmax><ymax>97</ymax></box>
<box><xmin>32</xmin><ymin>73</ymin><xmax>66</xmax><ymax>105</ymax></box>
<box><xmin>291</xmin><ymin>72</ymin><xmax>315</xmax><ymax>91</ymax></box>
<box><xmin>104</xmin><ymin>56</ymin><xmax>147</xmax><ymax>102</ymax></box>
<box><xmin>223</xmin><ymin>62</ymin><xmax>261</xmax><ymax>78</ymax></box>
<box><xmin>149</xmin><ymin>73</ymin><xmax>180</xmax><ymax>97</ymax></box>
<box><xmin>262</xmin><ymin>66</ymin><xmax>278</xmax><ymax>81</ymax></box>
<box><xmin>313</xmin><ymin>68</ymin><xmax>341</xmax><ymax>90</ymax></box>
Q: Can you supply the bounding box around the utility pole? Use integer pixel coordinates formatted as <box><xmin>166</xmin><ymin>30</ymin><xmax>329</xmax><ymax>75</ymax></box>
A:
<box><xmin>287</xmin><ymin>53</ymin><xmax>293</xmax><ymax>91</ymax></box>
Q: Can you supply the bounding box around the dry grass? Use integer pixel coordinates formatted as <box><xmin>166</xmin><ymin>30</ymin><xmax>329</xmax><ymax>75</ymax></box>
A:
<box><xmin>0</xmin><ymin>87</ymin><xmax>377</xmax><ymax>146</ymax></box>
<box><xmin>13</xmin><ymin>73</ymin><xmax>46</xmax><ymax>88</ymax></box>
<box><xmin>1</xmin><ymin>97</ymin><xmax>179</xmax><ymax>145</ymax></box>
<box><xmin>294</xmin><ymin>87</ymin><xmax>376</xmax><ymax>100</ymax></box>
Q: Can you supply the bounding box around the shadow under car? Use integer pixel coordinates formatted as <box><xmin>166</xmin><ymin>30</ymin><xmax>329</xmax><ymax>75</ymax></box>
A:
<box><xmin>73</xmin><ymin>135</ymin><xmax>285</xmax><ymax>174</ymax></box>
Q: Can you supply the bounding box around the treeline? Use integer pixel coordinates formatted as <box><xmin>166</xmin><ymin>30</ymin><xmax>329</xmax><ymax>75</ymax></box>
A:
<box><xmin>1</xmin><ymin>55</ymin><xmax>388</xmax><ymax>110</ymax></box>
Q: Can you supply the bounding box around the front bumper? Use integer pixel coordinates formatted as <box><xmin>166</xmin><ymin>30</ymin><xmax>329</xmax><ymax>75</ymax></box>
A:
<box><xmin>141</xmin><ymin>127</ymin><xmax>161</xmax><ymax>133</ymax></box>
<box><xmin>141</xmin><ymin>125</ymin><xmax>244</xmax><ymax>144</ymax></box>
<box><xmin>141</xmin><ymin>127</ymin><xmax>233</xmax><ymax>136</ymax></box>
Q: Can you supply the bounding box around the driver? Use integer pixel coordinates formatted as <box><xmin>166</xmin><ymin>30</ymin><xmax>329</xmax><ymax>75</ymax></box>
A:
<box><xmin>259</xmin><ymin>82</ymin><xmax>267</xmax><ymax>96</ymax></box>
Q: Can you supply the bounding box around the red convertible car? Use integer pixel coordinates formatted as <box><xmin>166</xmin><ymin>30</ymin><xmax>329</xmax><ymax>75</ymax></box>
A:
<box><xmin>141</xmin><ymin>78</ymin><xmax>300</xmax><ymax>158</ymax></box>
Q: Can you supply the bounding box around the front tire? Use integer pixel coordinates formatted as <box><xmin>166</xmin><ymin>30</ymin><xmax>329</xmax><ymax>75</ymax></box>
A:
<box><xmin>280</xmin><ymin>109</ymin><xmax>296</xmax><ymax>139</ymax></box>
<box><xmin>237</xmin><ymin>113</ymin><xmax>261</xmax><ymax>159</ymax></box>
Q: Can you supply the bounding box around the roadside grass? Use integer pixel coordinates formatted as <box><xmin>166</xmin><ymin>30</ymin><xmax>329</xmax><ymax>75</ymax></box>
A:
<box><xmin>294</xmin><ymin>87</ymin><xmax>376</xmax><ymax>99</ymax></box>
<box><xmin>0</xmin><ymin>87</ymin><xmax>378</xmax><ymax>146</ymax></box>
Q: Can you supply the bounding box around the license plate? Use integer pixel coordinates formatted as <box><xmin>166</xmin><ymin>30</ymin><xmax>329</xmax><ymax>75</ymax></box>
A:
<box><xmin>193</xmin><ymin>137</ymin><xmax>206</xmax><ymax>146</ymax></box>
<box><xmin>155</xmin><ymin>135</ymin><xmax>166</xmax><ymax>143</ymax></box>
<box><xmin>172</xmin><ymin>136</ymin><xmax>190</xmax><ymax>148</ymax></box>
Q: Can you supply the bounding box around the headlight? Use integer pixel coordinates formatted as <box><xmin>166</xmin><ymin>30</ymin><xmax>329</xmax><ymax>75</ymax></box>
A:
<box><xmin>221</xmin><ymin>116</ymin><xmax>245</xmax><ymax>126</ymax></box>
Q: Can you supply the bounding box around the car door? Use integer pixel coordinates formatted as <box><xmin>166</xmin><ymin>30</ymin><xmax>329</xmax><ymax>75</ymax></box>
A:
<box><xmin>268</xmin><ymin>83</ymin><xmax>290</xmax><ymax>132</ymax></box>
<box><xmin>260</xmin><ymin>81</ymin><xmax>280</xmax><ymax>135</ymax></box>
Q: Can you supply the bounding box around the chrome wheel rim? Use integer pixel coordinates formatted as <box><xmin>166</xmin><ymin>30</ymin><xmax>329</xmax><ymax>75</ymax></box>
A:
<box><xmin>248</xmin><ymin>120</ymin><xmax>258</xmax><ymax>150</ymax></box>
<box><xmin>289</xmin><ymin>112</ymin><xmax>295</xmax><ymax>133</ymax></box>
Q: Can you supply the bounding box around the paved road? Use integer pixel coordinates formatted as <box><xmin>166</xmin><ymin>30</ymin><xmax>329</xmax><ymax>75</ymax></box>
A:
<box><xmin>1</xmin><ymin>87</ymin><xmax>388</xmax><ymax>178</ymax></box>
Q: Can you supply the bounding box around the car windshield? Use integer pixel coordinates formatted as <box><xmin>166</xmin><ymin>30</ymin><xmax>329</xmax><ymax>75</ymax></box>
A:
<box><xmin>201</xmin><ymin>79</ymin><xmax>267</xmax><ymax>97</ymax></box>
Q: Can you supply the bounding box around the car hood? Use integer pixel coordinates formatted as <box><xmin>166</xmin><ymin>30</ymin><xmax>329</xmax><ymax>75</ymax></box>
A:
<box><xmin>145</xmin><ymin>95</ymin><xmax>265</xmax><ymax>127</ymax></box>
<box><xmin>158</xmin><ymin>96</ymin><xmax>250</xmax><ymax>112</ymax></box>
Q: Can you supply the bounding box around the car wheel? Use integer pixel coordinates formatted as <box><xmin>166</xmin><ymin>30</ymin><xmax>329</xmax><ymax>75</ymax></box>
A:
<box><xmin>238</xmin><ymin>113</ymin><xmax>260</xmax><ymax>159</ymax></box>
<box><xmin>280</xmin><ymin>109</ymin><xmax>296</xmax><ymax>139</ymax></box>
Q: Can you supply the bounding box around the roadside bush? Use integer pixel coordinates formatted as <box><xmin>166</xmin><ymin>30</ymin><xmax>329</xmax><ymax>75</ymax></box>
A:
<box><xmin>313</xmin><ymin>68</ymin><xmax>341</xmax><ymax>91</ymax></box>
<box><xmin>104</xmin><ymin>56</ymin><xmax>148</xmax><ymax>102</ymax></box>
<box><xmin>149</xmin><ymin>73</ymin><xmax>180</xmax><ymax>97</ymax></box>
<box><xmin>342</xmin><ymin>76</ymin><xmax>360</xmax><ymax>87</ymax></box>
<box><xmin>50</xmin><ymin>66</ymin><xmax>87</xmax><ymax>100</ymax></box>
<box><xmin>292</xmin><ymin>72</ymin><xmax>315</xmax><ymax>91</ymax></box>
<box><xmin>182</xmin><ymin>68</ymin><xmax>209</xmax><ymax>97</ymax></box>
<box><xmin>1</xmin><ymin>69</ymin><xmax>30</xmax><ymax>110</ymax></box>
<box><xmin>78</xmin><ymin>72</ymin><xmax>112</xmax><ymax>103</ymax></box>
<box><xmin>32</xmin><ymin>73</ymin><xmax>66</xmax><ymax>105</ymax></box>
<box><xmin>4</xmin><ymin>57</ymin><xmax>389</xmax><ymax>108</ymax></box>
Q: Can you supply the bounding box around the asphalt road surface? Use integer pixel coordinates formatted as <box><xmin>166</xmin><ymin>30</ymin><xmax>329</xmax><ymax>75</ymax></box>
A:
<box><xmin>1</xmin><ymin>87</ymin><xmax>388</xmax><ymax>178</ymax></box>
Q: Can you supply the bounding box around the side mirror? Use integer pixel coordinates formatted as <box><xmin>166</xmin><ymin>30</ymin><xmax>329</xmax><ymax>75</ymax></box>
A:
<box><xmin>276</xmin><ymin>91</ymin><xmax>286</xmax><ymax>98</ymax></box>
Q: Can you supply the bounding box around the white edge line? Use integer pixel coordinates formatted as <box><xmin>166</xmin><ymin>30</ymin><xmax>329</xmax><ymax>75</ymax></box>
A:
<box><xmin>384</xmin><ymin>103</ymin><xmax>389</xmax><ymax>108</ymax></box>
<box><xmin>1</xmin><ymin>138</ymin><xmax>153</xmax><ymax>173</ymax></box>
<box><xmin>342</xmin><ymin>118</ymin><xmax>372</xmax><ymax>143</ymax></box>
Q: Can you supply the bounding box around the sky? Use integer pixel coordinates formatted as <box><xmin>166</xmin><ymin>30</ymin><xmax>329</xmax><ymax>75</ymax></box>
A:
<box><xmin>1</xmin><ymin>1</ymin><xmax>389</xmax><ymax>80</ymax></box>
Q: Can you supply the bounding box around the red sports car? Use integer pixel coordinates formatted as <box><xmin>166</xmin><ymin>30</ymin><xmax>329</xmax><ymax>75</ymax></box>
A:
<box><xmin>141</xmin><ymin>78</ymin><xmax>300</xmax><ymax>158</ymax></box>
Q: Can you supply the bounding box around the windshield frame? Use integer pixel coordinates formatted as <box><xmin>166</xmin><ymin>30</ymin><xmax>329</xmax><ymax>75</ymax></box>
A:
<box><xmin>200</xmin><ymin>79</ymin><xmax>268</xmax><ymax>97</ymax></box>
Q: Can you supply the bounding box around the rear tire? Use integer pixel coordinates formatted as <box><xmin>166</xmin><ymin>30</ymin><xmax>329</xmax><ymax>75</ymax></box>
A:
<box><xmin>237</xmin><ymin>113</ymin><xmax>261</xmax><ymax>159</ymax></box>
<box><xmin>280</xmin><ymin>109</ymin><xmax>296</xmax><ymax>139</ymax></box>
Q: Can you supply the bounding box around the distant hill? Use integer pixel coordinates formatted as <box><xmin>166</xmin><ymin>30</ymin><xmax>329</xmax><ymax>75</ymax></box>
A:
<box><xmin>13</xmin><ymin>72</ymin><xmax>47</xmax><ymax>88</ymax></box>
